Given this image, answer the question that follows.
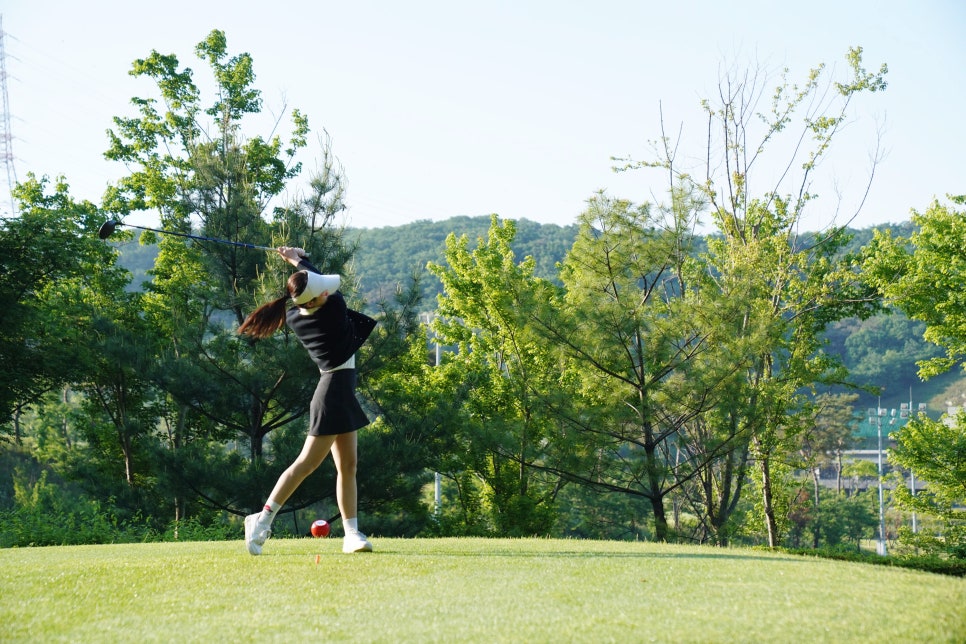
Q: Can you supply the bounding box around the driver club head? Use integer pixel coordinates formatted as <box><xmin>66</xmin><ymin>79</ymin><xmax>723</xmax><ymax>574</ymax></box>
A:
<box><xmin>98</xmin><ymin>220</ymin><xmax>119</xmax><ymax>240</ymax></box>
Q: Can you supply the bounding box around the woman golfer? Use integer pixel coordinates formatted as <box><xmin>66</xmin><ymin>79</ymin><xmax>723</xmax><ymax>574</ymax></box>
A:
<box><xmin>238</xmin><ymin>246</ymin><xmax>377</xmax><ymax>554</ymax></box>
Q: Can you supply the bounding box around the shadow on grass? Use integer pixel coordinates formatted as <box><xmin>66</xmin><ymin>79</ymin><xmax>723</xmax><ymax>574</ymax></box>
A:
<box><xmin>266</xmin><ymin>546</ymin><xmax>799</xmax><ymax>564</ymax></box>
<box><xmin>262</xmin><ymin>542</ymin><xmax>966</xmax><ymax>575</ymax></box>
<box><xmin>375</xmin><ymin>551</ymin><xmax>797</xmax><ymax>562</ymax></box>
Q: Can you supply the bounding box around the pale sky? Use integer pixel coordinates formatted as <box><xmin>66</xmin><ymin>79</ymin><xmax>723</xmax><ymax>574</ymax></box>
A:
<box><xmin>1</xmin><ymin>1</ymin><xmax>964</xmax><ymax>232</ymax></box>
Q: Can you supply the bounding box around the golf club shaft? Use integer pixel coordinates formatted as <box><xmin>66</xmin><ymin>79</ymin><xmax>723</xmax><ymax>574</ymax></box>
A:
<box><xmin>120</xmin><ymin>223</ymin><xmax>275</xmax><ymax>251</ymax></box>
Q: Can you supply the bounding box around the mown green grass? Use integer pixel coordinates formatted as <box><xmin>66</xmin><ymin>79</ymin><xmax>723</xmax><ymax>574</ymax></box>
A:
<box><xmin>1</xmin><ymin>538</ymin><xmax>963</xmax><ymax>643</ymax></box>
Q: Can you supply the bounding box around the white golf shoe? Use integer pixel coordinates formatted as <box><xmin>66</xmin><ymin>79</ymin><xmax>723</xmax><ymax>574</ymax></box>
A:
<box><xmin>342</xmin><ymin>531</ymin><xmax>373</xmax><ymax>553</ymax></box>
<box><xmin>244</xmin><ymin>513</ymin><xmax>271</xmax><ymax>556</ymax></box>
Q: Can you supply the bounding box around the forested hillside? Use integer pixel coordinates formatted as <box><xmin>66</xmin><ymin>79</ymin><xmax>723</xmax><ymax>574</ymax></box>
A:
<box><xmin>346</xmin><ymin>215</ymin><xmax>577</xmax><ymax>305</ymax></box>
<box><xmin>348</xmin><ymin>217</ymin><xmax>961</xmax><ymax>415</ymax></box>
<box><xmin>114</xmin><ymin>216</ymin><xmax>962</xmax><ymax>417</ymax></box>
<box><xmin>348</xmin><ymin>217</ymin><xmax>918</xmax><ymax>310</ymax></box>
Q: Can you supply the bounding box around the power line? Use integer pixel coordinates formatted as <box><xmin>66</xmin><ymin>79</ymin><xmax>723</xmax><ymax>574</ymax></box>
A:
<box><xmin>0</xmin><ymin>14</ymin><xmax>18</xmax><ymax>217</ymax></box>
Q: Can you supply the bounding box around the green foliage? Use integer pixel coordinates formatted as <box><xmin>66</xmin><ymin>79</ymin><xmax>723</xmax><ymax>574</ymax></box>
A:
<box><xmin>556</xmin><ymin>190</ymin><xmax>725</xmax><ymax>543</ymax></box>
<box><xmin>785</xmin><ymin>547</ymin><xmax>966</xmax><ymax>578</ymax></box>
<box><xmin>0</xmin><ymin>30</ymin><xmax>434</xmax><ymax>539</ymax></box>
<box><xmin>0</xmin><ymin>470</ymin><xmax>155</xmax><ymax>547</ymax></box>
<box><xmin>862</xmin><ymin>196</ymin><xmax>966</xmax><ymax>379</ymax></box>
<box><xmin>348</xmin><ymin>215</ymin><xmax>577</xmax><ymax>306</ymax></box>
<box><xmin>3</xmin><ymin>34</ymin><xmax>956</xmax><ymax>560</ymax></box>
<box><xmin>427</xmin><ymin>216</ymin><xmax>573</xmax><ymax>536</ymax></box>
<box><xmin>352</xmin><ymin>418</ymin><xmax>436</xmax><ymax>537</ymax></box>
<box><xmin>742</xmin><ymin>460</ymin><xmax>800</xmax><ymax>546</ymax></box>
<box><xmin>834</xmin><ymin>313</ymin><xmax>942</xmax><ymax>394</ymax></box>
<box><xmin>1</xmin><ymin>458</ymin><xmax>246</xmax><ymax>546</ymax></box>
<box><xmin>159</xmin><ymin>516</ymin><xmax>239</xmax><ymax>542</ymax></box>
<box><xmin>114</xmin><ymin>219</ymin><xmax>948</xmax><ymax>412</ymax></box>
<box><xmin>609</xmin><ymin>47</ymin><xmax>890</xmax><ymax>548</ymax></box>
<box><xmin>888</xmin><ymin>413</ymin><xmax>966</xmax><ymax>559</ymax></box>
<box><xmin>815</xmin><ymin>490</ymin><xmax>878</xmax><ymax>550</ymax></box>
<box><xmin>0</xmin><ymin>176</ymin><xmax>126</xmax><ymax>429</ymax></box>
<box><xmin>96</xmin><ymin>28</ymin><xmax>421</xmax><ymax>527</ymax></box>
<box><xmin>861</xmin><ymin>195</ymin><xmax>966</xmax><ymax>559</ymax></box>
<box><xmin>427</xmin><ymin>471</ymin><xmax>495</xmax><ymax>537</ymax></box>
<box><xmin>553</xmin><ymin>484</ymin><xmax>654</xmax><ymax>540</ymax></box>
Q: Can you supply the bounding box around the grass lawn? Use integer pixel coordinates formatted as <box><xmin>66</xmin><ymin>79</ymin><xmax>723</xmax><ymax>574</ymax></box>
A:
<box><xmin>1</xmin><ymin>537</ymin><xmax>963</xmax><ymax>643</ymax></box>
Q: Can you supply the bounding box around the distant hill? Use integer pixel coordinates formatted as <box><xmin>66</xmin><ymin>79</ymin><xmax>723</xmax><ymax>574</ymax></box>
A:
<box><xmin>344</xmin><ymin>217</ymin><xmax>961</xmax><ymax>417</ymax></box>
<box><xmin>113</xmin><ymin>217</ymin><xmax>918</xmax><ymax>310</ymax></box>
<box><xmin>345</xmin><ymin>217</ymin><xmax>919</xmax><ymax>309</ymax></box>
<box><xmin>113</xmin><ymin>216</ymin><xmax>962</xmax><ymax>416</ymax></box>
<box><xmin>347</xmin><ymin>216</ymin><xmax>578</xmax><ymax>308</ymax></box>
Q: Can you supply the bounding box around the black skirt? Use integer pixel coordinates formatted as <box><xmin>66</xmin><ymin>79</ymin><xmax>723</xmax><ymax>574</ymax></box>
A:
<box><xmin>308</xmin><ymin>368</ymin><xmax>370</xmax><ymax>436</ymax></box>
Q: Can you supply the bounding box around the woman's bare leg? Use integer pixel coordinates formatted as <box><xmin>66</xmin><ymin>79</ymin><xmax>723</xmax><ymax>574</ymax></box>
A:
<box><xmin>267</xmin><ymin>434</ymin><xmax>337</xmax><ymax>506</ymax></box>
<box><xmin>329</xmin><ymin>431</ymin><xmax>358</xmax><ymax>521</ymax></box>
<box><xmin>245</xmin><ymin>434</ymin><xmax>337</xmax><ymax>555</ymax></box>
<box><xmin>330</xmin><ymin>431</ymin><xmax>370</xmax><ymax>551</ymax></box>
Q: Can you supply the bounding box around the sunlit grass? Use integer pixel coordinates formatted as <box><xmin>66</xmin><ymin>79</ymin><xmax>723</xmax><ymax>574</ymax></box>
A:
<box><xmin>1</xmin><ymin>538</ymin><xmax>963</xmax><ymax>642</ymax></box>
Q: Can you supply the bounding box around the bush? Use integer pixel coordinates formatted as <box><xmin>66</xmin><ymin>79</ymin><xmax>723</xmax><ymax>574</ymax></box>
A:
<box><xmin>159</xmin><ymin>515</ymin><xmax>238</xmax><ymax>542</ymax></box>
<box><xmin>0</xmin><ymin>499</ymin><xmax>156</xmax><ymax>547</ymax></box>
<box><xmin>0</xmin><ymin>470</ymin><xmax>156</xmax><ymax>547</ymax></box>
<box><xmin>784</xmin><ymin>546</ymin><xmax>966</xmax><ymax>577</ymax></box>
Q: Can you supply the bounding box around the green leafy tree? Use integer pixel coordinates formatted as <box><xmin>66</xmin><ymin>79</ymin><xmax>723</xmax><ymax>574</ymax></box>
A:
<box><xmin>676</xmin><ymin>392</ymin><xmax>756</xmax><ymax>546</ymax></box>
<box><xmin>616</xmin><ymin>47</ymin><xmax>888</xmax><ymax>547</ymax></box>
<box><xmin>797</xmin><ymin>393</ymin><xmax>861</xmax><ymax>548</ymax></box>
<box><xmin>805</xmin><ymin>393</ymin><xmax>861</xmax><ymax>494</ymax></box>
<box><xmin>348</xmin><ymin>216</ymin><xmax>578</xmax><ymax>306</ymax></box>
<box><xmin>815</xmin><ymin>489</ymin><xmax>878</xmax><ymax>551</ymax></box>
<box><xmin>863</xmin><ymin>196</ymin><xmax>966</xmax><ymax>379</ymax></box>
<box><xmin>841</xmin><ymin>314</ymin><xmax>941</xmax><ymax>392</ymax></box>
<box><xmin>0</xmin><ymin>177</ymin><xmax>123</xmax><ymax>435</ymax></box>
<box><xmin>346</xmin><ymin>278</ymin><xmax>445</xmax><ymax>537</ymax></box>
<box><xmin>93</xmin><ymin>29</ymin><xmax>422</xmax><ymax>528</ymax></box>
<box><xmin>72</xmin><ymin>290</ymin><xmax>157</xmax><ymax>489</ymax></box>
<box><xmin>428</xmin><ymin>217</ymin><xmax>577</xmax><ymax>536</ymax></box>
<box><xmin>554</xmin><ymin>481</ymin><xmax>654</xmax><ymax>540</ymax></box>
<box><xmin>3</xmin><ymin>176</ymin><xmax>168</xmax><ymax>529</ymax></box>
<box><xmin>551</xmin><ymin>191</ymin><xmax>725</xmax><ymax>542</ymax></box>
<box><xmin>862</xmin><ymin>196</ymin><xmax>966</xmax><ymax>557</ymax></box>
<box><xmin>97</xmin><ymin>31</ymin><xmax>323</xmax><ymax>523</ymax></box>
<box><xmin>888</xmin><ymin>413</ymin><xmax>966</xmax><ymax>558</ymax></box>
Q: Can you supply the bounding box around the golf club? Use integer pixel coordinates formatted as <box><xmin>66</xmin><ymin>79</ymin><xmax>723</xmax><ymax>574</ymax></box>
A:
<box><xmin>98</xmin><ymin>219</ymin><xmax>276</xmax><ymax>251</ymax></box>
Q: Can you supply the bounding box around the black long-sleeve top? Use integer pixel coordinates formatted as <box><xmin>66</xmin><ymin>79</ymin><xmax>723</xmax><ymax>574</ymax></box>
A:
<box><xmin>285</xmin><ymin>259</ymin><xmax>377</xmax><ymax>371</ymax></box>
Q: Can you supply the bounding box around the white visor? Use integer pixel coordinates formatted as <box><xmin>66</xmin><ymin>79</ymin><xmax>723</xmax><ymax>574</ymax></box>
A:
<box><xmin>292</xmin><ymin>272</ymin><xmax>340</xmax><ymax>305</ymax></box>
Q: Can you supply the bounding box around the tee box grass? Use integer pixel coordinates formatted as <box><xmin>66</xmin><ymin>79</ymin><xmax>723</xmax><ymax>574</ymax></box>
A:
<box><xmin>1</xmin><ymin>537</ymin><xmax>964</xmax><ymax>642</ymax></box>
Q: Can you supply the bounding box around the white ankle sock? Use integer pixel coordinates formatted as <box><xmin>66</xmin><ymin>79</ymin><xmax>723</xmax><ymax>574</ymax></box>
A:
<box><xmin>259</xmin><ymin>500</ymin><xmax>281</xmax><ymax>525</ymax></box>
<box><xmin>344</xmin><ymin>517</ymin><xmax>359</xmax><ymax>535</ymax></box>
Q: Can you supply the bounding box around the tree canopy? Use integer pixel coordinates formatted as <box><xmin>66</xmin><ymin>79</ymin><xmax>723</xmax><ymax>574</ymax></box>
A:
<box><xmin>2</xmin><ymin>35</ymin><xmax>960</xmax><ymax>563</ymax></box>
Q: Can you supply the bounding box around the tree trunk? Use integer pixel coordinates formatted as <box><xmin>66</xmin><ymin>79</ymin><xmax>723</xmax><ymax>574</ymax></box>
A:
<box><xmin>120</xmin><ymin>429</ymin><xmax>134</xmax><ymax>485</ymax></box>
<box><xmin>756</xmin><ymin>437</ymin><xmax>779</xmax><ymax>548</ymax></box>
<box><xmin>835</xmin><ymin>453</ymin><xmax>843</xmax><ymax>494</ymax></box>
<box><xmin>650</xmin><ymin>495</ymin><xmax>669</xmax><ymax>541</ymax></box>
<box><xmin>60</xmin><ymin>387</ymin><xmax>73</xmax><ymax>449</ymax></box>
<box><xmin>174</xmin><ymin>497</ymin><xmax>183</xmax><ymax>539</ymax></box>
<box><xmin>644</xmin><ymin>435</ymin><xmax>669</xmax><ymax>541</ymax></box>
<box><xmin>12</xmin><ymin>403</ymin><xmax>22</xmax><ymax>445</ymax></box>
